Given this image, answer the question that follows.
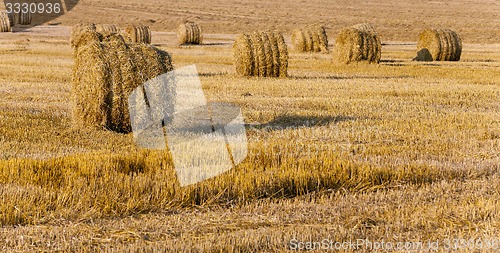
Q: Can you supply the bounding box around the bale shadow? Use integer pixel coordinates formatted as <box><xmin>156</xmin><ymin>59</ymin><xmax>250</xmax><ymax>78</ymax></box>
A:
<box><xmin>289</xmin><ymin>75</ymin><xmax>414</xmax><ymax>80</ymax></box>
<box><xmin>199</xmin><ymin>72</ymin><xmax>228</xmax><ymax>77</ymax></box>
<box><xmin>412</xmin><ymin>48</ymin><xmax>433</xmax><ymax>62</ymax></box>
<box><xmin>379</xmin><ymin>59</ymin><xmax>406</xmax><ymax>63</ymax></box>
<box><xmin>202</xmin><ymin>42</ymin><xmax>232</xmax><ymax>46</ymax></box>
<box><xmin>248</xmin><ymin>114</ymin><xmax>357</xmax><ymax>131</ymax></box>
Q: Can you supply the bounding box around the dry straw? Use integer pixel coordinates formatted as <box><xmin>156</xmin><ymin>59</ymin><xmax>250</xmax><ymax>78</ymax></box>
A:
<box><xmin>0</xmin><ymin>11</ymin><xmax>12</xmax><ymax>32</ymax></box>
<box><xmin>415</xmin><ymin>28</ymin><xmax>461</xmax><ymax>61</ymax></box>
<box><xmin>72</xmin><ymin>31</ymin><xmax>173</xmax><ymax>132</ymax></box>
<box><xmin>332</xmin><ymin>27</ymin><xmax>381</xmax><ymax>64</ymax></box>
<box><xmin>233</xmin><ymin>31</ymin><xmax>288</xmax><ymax>77</ymax></box>
<box><xmin>177</xmin><ymin>22</ymin><xmax>202</xmax><ymax>45</ymax></box>
<box><xmin>291</xmin><ymin>25</ymin><xmax>328</xmax><ymax>52</ymax></box>
<box><xmin>125</xmin><ymin>25</ymin><xmax>152</xmax><ymax>44</ymax></box>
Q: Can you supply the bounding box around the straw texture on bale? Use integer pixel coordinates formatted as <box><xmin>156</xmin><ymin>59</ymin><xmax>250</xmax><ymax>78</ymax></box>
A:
<box><xmin>291</xmin><ymin>25</ymin><xmax>328</xmax><ymax>52</ymax></box>
<box><xmin>17</xmin><ymin>11</ymin><xmax>31</xmax><ymax>25</ymax></box>
<box><xmin>70</xmin><ymin>24</ymin><xmax>97</xmax><ymax>48</ymax></box>
<box><xmin>125</xmin><ymin>25</ymin><xmax>151</xmax><ymax>44</ymax></box>
<box><xmin>332</xmin><ymin>27</ymin><xmax>381</xmax><ymax>65</ymax></box>
<box><xmin>415</xmin><ymin>28</ymin><xmax>462</xmax><ymax>61</ymax></box>
<box><xmin>177</xmin><ymin>22</ymin><xmax>202</xmax><ymax>45</ymax></box>
<box><xmin>351</xmin><ymin>23</ymin><xmax>377</xmax><ymax>34</ymax></box>
<box><xmin>233</xmin><ymin>31</ymin><xmax>288</xmax><ymax>77</ymax></box>
<box><xmin>96</xmin><ymin>24</ymin><xmax>119</xmax><ymax>34</ymax></box>
<box><xmin>0</xmin><ymin>11</ymin><xmax>12</xmax><ymax>32</ymax></box>
<box><xmin>72</xmin><ymin>32</ymin><xmax>173</xmax><ymax>132</ymax></box>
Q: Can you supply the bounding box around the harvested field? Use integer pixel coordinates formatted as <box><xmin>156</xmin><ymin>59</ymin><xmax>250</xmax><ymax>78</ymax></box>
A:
<box><xmin>0</xmin><ymin>0</ymin><xmax>499</xmax><ymax>251</ymax></box>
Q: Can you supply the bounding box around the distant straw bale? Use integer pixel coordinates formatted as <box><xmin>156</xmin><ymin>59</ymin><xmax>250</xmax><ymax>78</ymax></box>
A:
<box><xmin>233</xmin><ymin>31</ymin><xmax>288</xmax><ymax>77</ymax></box>
<box><xmin>291</xmin><ymin>25</ymin><xmax>328</xmax><ymax>52</ymax></box>
<box><xmin>125</xmin><ymin>25</ymin><xmax>152</xmax><ymax>44</ymax></box>
<box><xmin>415</xmin><ymin>28</ymin><xmax>461</xmax><ymax>61</ymax></box>
<box><xmin>0</xmin><ymin>11</ymin><xmax>12</xmax><ymax>32</ymax></box>
<box><xmin>72</xmin><ymin>32</ymin><xmax>173</xmax><ymax>132</ymax></box>
<box><xmin>177</xmin><ymin>22</ymin><xmax>202</xmax><ymax>45</ymax></box>
<box><xmin>96</xmin><ymin>24</ymin><xmax>119</xmax><ymax>34</ymax></box>
<box><xmin>332</xmin><ymin>27</ymin><xmax>381</xmax><ymax>64</ymax></box>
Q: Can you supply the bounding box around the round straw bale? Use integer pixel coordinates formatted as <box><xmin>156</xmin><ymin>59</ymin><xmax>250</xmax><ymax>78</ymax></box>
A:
<box><xmin>125</xmin><ymin>25</ymin><xmax>151</xmax><ymax>44</ymax></box>
<box><xmin>291</xmin><ymin>29</ymin><xmax>306</xmax><ymax>52</ymax></box>
<box><xmin>291</xmin><ymin>25</ymin><xmax>328</xmax><ymax>53</ymax></box>
<box><xmin>96</xmin><ymin>24</ymin><xmax>119</xmax><ymax>34</ymax></box>
<box><xmin>275</xmin><ymin>32</ymin><xmax>288</xmax><ymax>77</ymax></box>
<box><xmin>307</xmin><ymin>26</ymin><xmax>328</xmax><ymax>52</ymax></box>
<box><xmin>261</xmin><ymin>32</ymin><xmax>274</xmax><ymax>77</ymax></box>
<box><xmin>177</xmin><ymin>22</ymin><xmax>202</xmax><ymax>45</ymax></box>
<box><xmin>332</xmin><ymin>28</ymin><xmax>364</xmax><ymax>64</ymax></box>
<box><xmin>72</xmin><ymin>32</ymin><xmax>173</xmax><ymax>132</ymax></box>
<box><xmin>416</xmin><ymin>29</ymin><xmax>441</xmax><ymax>61</ymax></box>
<box><xmin>233</xmin><ymin>34</ymin><xmax>254</xmax><ymax>76</ymax></box>
<box><xmin>0</xmin><ymin>11</ymin><xmax>11</xmax><ymax>32</ymax></box>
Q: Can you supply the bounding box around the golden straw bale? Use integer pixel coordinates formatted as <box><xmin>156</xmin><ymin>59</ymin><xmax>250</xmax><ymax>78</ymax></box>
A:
<box><xmin>416</xmin><ymin>28</ymin><xmax>462</xmax><ymax>61</ymax></box>
<box><xmin>332</xmin><ymin>27</ymin><xmax>381</xmax><ymax>64</ymax></box>
<box><xmin>72</xmin><ymin>32</ymin><xmax>173</xmax><ymax>132</ymax></box>
<box><xmin>177</xmin><ymin>22</ymin><xmax>202</xmax><ymax>45</ymax></box>
<box><xmin>232</xmin><ymin>31</ymin><xmax>288</xmax><ymax>77</ymax></box>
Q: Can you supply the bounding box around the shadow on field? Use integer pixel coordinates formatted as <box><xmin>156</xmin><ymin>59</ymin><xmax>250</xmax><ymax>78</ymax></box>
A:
<box><xmin>289</xmin><ymin>75</ymin><xmax>414</xmax><ymax>80</ymax></box>
<box><xmin>202</xmin><ymin>42</ymin><xmax>232</xmax><ymax>46</ymax></box>
<box><xmin>248</xmin><ymin>114</ymin><xmax>356</xmax><ymax>131</ymax></box>
<box><xmin>199</xmin><ymin>72</ymin><xmax>228</xmax><ymax>77</ymax></box>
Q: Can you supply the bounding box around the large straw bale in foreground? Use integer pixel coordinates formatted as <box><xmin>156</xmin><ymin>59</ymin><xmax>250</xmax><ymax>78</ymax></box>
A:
<box><xmin>332</xmin><ymin>27</ymin><xmax>381</xmax><ymax>64</ymax></box>
<box><xmin>233</xmin><ymin>31</ymin><xmax>288</xmax><ymax>77</ymax></box>
<box><xmin>177</xmin><ymin>22</ymin><xmax>202</xmax><ymax>45</ymax></box>
<box><xmin>72</xmin><ymin>32</ymin><xmax>173</xmax><ymax>132</ymax></box>
<box><xmin>415</xmin><ymin>28</ymin><xmax>462</xmax><ymax>61</ymax></box>
<box><xmin>291</xmin><ymin>25</ymin><xmax>328</xmax><ymax>52</ymax></box>
<box><xmin>125</xmin><ymin>25</ymin><xmax>151</xmax><ymax>44</ymax></box>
